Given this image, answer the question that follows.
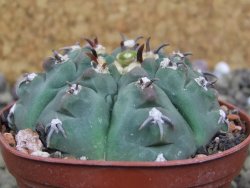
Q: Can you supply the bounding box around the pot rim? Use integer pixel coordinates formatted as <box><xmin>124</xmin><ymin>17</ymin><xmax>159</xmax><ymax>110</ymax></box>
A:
<box><xmin>1</xmin><ymin>101</ymin><xmax>250</xmax><ymax>167</ymax></box>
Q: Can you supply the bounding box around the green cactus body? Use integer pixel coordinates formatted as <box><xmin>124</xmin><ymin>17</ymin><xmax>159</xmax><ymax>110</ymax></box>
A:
<box><xmin>107</xmin><ymin>78</ymin><xmax>196</xmax><ymax>161</ymax></box>
<box><xmin>155</xmin><ymin>56</ymin><xmax>223</xmax><ymax>148</ymax></box>
<box><xmin>13</xmin><ymin>47</ymin><xmax>86</xmax><ymax>129</ymax></box>
<box><xmin>37</xmin><ymin>85</ymin><xmax>111</xmax><ymax>159</ymax></box>
<box><xmin>9</xmin><ymin>37</ymin><xmax>226</xmax><ymax>161</ymax></box>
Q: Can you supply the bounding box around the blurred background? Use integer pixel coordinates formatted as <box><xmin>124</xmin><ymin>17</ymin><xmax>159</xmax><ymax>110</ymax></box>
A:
<box><xmin>0</xmin><ymin>0</ymin><xmax>249</xmax><ymax>85</ymax></box>
<box><xmin>0</xmin><ymin>0</ymin><xmax>250</xmax><ymax>187</ymax></box>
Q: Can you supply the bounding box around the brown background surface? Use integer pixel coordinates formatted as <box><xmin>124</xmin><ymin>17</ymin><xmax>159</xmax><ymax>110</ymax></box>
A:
<box><xmin>0</xmin><ymin>0</ymin><xmax>250</xmax><ymax>84</ymax></box>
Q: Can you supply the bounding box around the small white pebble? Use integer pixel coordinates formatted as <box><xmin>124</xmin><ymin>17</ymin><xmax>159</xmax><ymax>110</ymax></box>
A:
<box><xmin>15</xmin><ymin>129</ymin><xmax>43</xmax><ymax>154</ymax></box>
<box><xmin>247</xmin><ymin>97</ymin><xmax>250</xmax><ymax>106</ymax></box>
<box><xmin>214</xmin><ymin>61</ymin><xmax>230</xmax><ymax>78</ymax></box>
<box><xmin>214</xmin><ymin>137</ymin><xmax>220</xmax><ymax>142</ymax></box>
<box><xmin>235</xmin><ymin>126</ymin><xmax>242</xmax><ymax>131</ymax></box>
<box><xmin>195</xmin><ymin>154</ymin><xmax>207</xmax><ymax>158</ymax></box>
<box><xmin>31</xmin><ymin>151</ymin><xmax>50</xmax><ymax>158</ymax></box>
<box><xmin>80</xmin><ymin>156</ymin><xmax>88</xmax><ymax>160</ymax></box>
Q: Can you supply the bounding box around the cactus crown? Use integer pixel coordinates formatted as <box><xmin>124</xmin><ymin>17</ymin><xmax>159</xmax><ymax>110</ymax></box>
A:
<box><xmin>8</xmin><ymin>35</ymin><xmax>226</xmax><ymax>161</ymax></box>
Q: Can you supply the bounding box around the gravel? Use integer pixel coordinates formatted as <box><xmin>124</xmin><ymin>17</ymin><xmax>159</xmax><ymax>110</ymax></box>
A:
<box><xmin>231</xmin><ymin>146</ymin><xmax>250</xmax><ymax>188</ymax></box>
<box><xmin>0</xmin><ymin>153</ymin><xmax>17</xmax><ymax>188</ymax></box>
<box><xmin>215</xmin><ymin>68</ymin><xmax>250</xmax><ymax>188</ymax></box>
<box><xmin>0</xmin><ymin>73</ymin><xmax>17</xmax><ymax>188</ymax></box>
<box><xmin>215</xmin><ymin>69</ymin><xmax>250</xmax><ymax>114</ymax></box>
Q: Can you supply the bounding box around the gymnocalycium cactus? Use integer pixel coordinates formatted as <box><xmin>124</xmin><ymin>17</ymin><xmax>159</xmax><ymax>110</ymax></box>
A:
<box><xmin>7</xmin><ymin>36</ymin><xmax>227</xmax><ymax>161</ymax></box>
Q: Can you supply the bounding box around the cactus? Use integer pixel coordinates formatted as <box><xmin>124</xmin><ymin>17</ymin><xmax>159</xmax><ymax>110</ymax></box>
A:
<box><xmin>7</xmin><ymin>36</ymin><xmax>227</xmax><ymax>161</ymax></box>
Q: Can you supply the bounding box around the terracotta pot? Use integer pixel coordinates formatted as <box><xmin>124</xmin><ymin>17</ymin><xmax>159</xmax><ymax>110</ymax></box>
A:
<box><xmin>0</xmin><ymin>101</ymin><xmax>250</xmax><ymax>188</ymax></box>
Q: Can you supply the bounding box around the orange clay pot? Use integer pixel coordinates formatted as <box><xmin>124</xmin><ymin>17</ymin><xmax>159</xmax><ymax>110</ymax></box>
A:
<box><xmin>0</xmin><ymin>101</ymin><xmax>250</xmax><ymax>188</ymax></box>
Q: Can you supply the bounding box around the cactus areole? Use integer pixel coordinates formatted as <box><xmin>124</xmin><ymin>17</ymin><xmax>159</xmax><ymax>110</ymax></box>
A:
<box><xmin>8</xmin><ymin>36</ymin><xmax>227</xmax><ymax>161</ymax></box>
